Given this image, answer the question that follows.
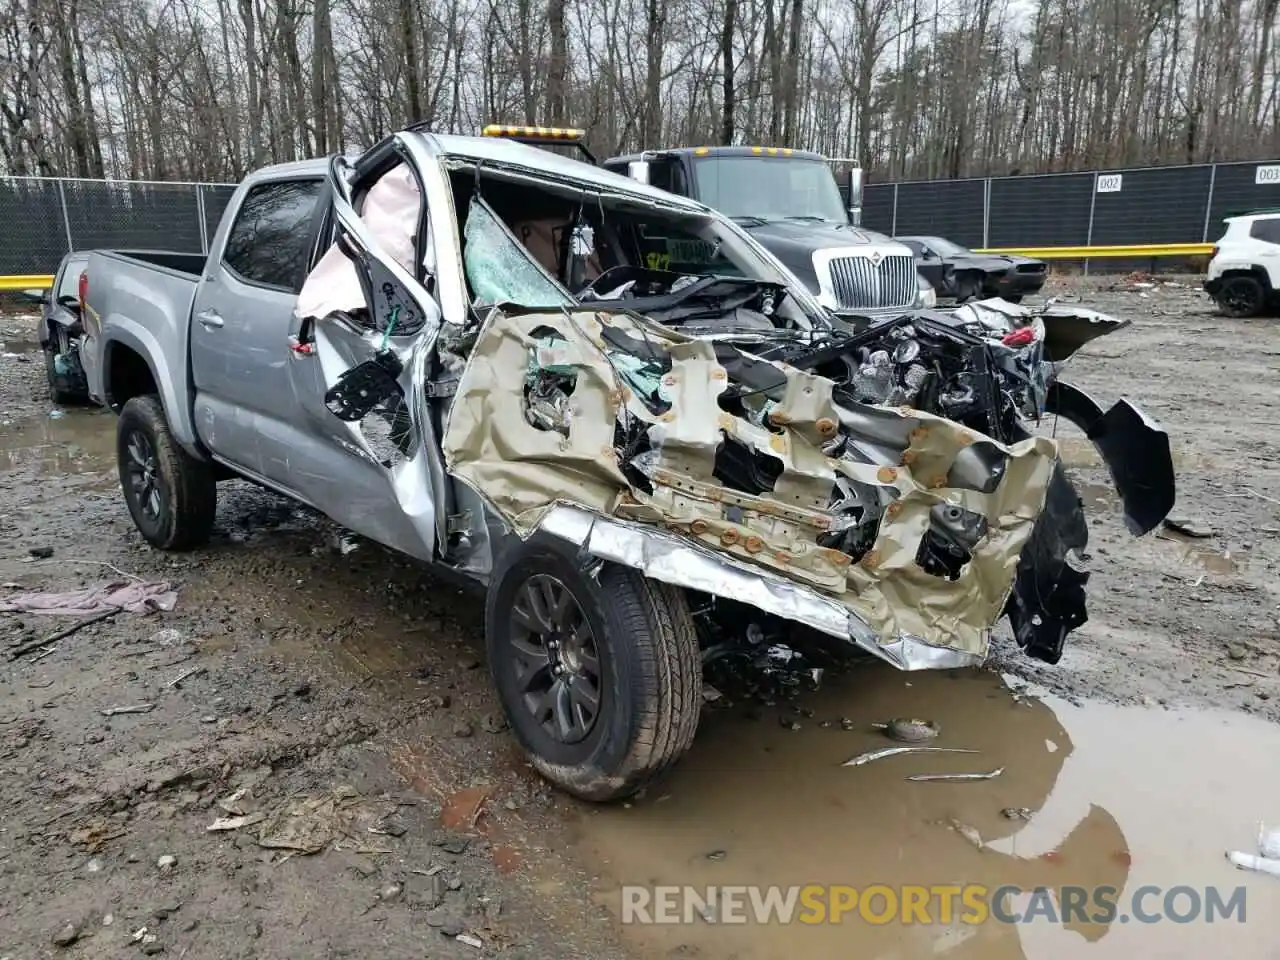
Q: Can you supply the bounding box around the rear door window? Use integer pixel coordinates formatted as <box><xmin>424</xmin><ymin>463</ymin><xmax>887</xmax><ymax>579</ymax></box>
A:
<box><xmin>222</xmin><ymin>180</ymin><xmax>324</xmax><ymax>292</ymax></box>
<box><xmin>1248</xmin><ymin>217</ymin><xmax>1280</xmax><ymax>244</ymax></box>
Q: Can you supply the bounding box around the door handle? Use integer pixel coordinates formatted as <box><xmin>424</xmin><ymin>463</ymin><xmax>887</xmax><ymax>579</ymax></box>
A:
<box><xmin>196</xmin><ymin>310</ymin><xmax>224</xmax><ymax>329</ymax></box>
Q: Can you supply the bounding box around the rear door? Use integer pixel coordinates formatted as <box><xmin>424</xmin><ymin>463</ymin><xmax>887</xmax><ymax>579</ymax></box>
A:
<box><xmin>189</xmin><ymin>176</ymin><xmax>327</xmax><ymax>482</ymax></box>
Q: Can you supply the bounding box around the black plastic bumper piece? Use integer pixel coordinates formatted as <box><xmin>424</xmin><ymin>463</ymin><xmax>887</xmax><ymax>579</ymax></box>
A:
<box><xmin>1046</xmin><ymin>381</ymin><xmax>1176</xmax><ymax>535</ymax></box>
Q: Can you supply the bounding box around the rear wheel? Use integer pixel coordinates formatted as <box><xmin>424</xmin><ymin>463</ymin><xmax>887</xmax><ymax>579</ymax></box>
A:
<box><xmin>1216</xmin><ymin>275</ymin><xmax>1266</xmax><ymax>318</ymax></box>
<box><xmin>486</xmin><ymin>536</ymin><xmax>702</xmax><ymax>802</ymax></box>
<box><xmin>117</xmin><ymin>395</ymin><xmax>217</xmax><ymax>551</ymax></box>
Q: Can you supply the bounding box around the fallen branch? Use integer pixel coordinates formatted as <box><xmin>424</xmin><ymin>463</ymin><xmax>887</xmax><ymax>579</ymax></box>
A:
<box><xmin>21</xmin><ymin>558</ymin><xmax>144</xmax><ymax>581</ymax></box>
<box><xmin>8</xmin><ymin>611</ymin><xmax>117</xmax><ymax>660</ymax></box>
<box><xmin>1242</xmin><ymin>487</ymin><xmax>1280</xmax><ymax>507</ymax></box>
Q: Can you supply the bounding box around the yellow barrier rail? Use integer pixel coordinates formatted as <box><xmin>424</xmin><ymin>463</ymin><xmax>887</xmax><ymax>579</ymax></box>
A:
<box><xmin>971</xmin><ymin>243</ymin><xmax>1214</xmax><ymax>259</ymax></box>
<box><xmin>0</xmin><ymin>242</ymin><xmax>1214</xmax><ymax>291</ymax></box>
<box><xmin>0</xmin><ymin>274</ymin><xmax>55</xmax><ymax>292</ymax></box>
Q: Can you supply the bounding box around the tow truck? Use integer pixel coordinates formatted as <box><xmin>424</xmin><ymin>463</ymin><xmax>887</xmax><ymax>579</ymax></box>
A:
<box><xmin>480</xmin><ymin>125</ymin><xmax>933</xmax><ymax>315</ymax></box>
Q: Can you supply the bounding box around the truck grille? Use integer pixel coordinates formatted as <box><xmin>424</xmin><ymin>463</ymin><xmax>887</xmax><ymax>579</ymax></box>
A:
<box><xmin>827</xmin><ymin>254</ymin><xmax>917</xmax><ymax>310</ymax></box>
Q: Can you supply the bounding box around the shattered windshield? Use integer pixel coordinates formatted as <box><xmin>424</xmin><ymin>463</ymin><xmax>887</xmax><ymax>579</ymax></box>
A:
<box><xmin>454</xmin><ymin>164</ymin><xmax>829</xmax><ymax>330</ymax></box>
<box><xmin>463</xmin><ymin>198</ymin><xmax>574</xmax><ymax>308</ymax></box>
<box><xmin>692</xmin><ymin>156</ymin><xmax>848</xmax><ymax>223</ymax></box>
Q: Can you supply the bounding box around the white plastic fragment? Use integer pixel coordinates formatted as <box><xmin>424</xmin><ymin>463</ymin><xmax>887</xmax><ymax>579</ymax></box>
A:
<box><xmin>1225</xmin><ymin>851</ymin><xmax>1280</xmax><ymax>878</ymax></box>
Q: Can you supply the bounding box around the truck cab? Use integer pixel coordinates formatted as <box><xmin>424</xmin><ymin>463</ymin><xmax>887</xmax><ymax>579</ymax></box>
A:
<box><xmin>598</xmin><ymin>145</ymin><xmax>929</xmax><ymax>315</ymax></box>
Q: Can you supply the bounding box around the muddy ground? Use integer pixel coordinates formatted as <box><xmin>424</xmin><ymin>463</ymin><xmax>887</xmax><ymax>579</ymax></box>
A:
<box><xmin>1</xmin><ymin>277</ymin><xmax>1279</xmax><ymax>960</ymax></box>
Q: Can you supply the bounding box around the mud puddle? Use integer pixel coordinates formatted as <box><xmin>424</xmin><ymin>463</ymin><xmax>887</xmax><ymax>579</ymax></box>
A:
<box><xmin>574</xmin><ymin>667</ymin><xmax>1280</xmax><ymax>959</ymax></box>
<box><xmin>0</xmin><ymin>406</ymin><xmax>117</xmax><ymax>478</ymax></box>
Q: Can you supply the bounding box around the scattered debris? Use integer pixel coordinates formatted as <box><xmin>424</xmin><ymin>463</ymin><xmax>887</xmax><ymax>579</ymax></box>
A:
<box><xmin>906</xmin><ymin>767</ymin><xmax>1005</xmax><ymax>782</ymax></box>
<box><xmin>0</xmin><ymin>579</ymin><xmax>177</xmax><ymax>615</ymax></box>
<box><xmin>157</xmin><ymin>855</ymin><xmax>178</xmax><ymax>872</ymax></box>
<box><xmin>207</xmin><ymin>812</ymin><xmax>267</xmax><ymax>832</ymax></box>
<box><xmin>101</xmin><ymin>703</ymin><xmax>156</xmax><ymax>716</ymax></box>
<box><xmin>947</xmin><ymin>819</ymin><xmax>985</xmax><ymax>849</ymax></box>
<box><xmin>168</xmin><ymin>666</ymin><xmax>206</xmax><ymax>687</ymax></box>
<box><xmin>440</xmin><ymin>785</ymin><xmax>492</xmax><ymax>832</ymax></box>
<box><xmin>843</xmin><ymin>746</ymin><xmax>979</xmax><ymax>767</ymax></box>
<box><xmin>69</xmin><ymin>819</ymin><xmax>127</xmax><ymax>852</ymax></box>
<box><xmin>874</xmin><ymin>718</ymin><xmax>940</xmax><ymax>742</ymax></box>
<box><xmin>1226</xmin><ymin>851</ymin><xmax>1280</xmax><ymax>877</ymax></box>
<box><xmin>216</xmin><ymin>788</ymin><xmax>249</xmax><ymax>815</ymax></box>
<box><xmin>1260</xmin><ymin>823</ymin><xmax>1280</xmax><ymax>860</ymax></box>
<box><xmin>1163</xmin><ymin>516</ymin><xmax>1214</xmax><ymax>538</ymax></box>
<box><xmin>380</xmin><ymin>882</ymin><xmax>404</xmax><ymax>903</ymax></box>
<box><xmin>456</xmin><ymin>933</ymin><xmax>484</xmax><ymax>948</ymax></box>
<box><xmin>28</xmin><ymin>546</ymin><xmax>54</xmax><ymax>560</ymax></box>
<box><xmin>480</xmin><ymin>713</ymin><xmax>508</xmax><ymax>734</ymax></box>
<box><xmin>7</xmin><ymin>611</ymin><xmax>117</xmax><ymax>660</ymax></box>
<box><xmin>255</xmin><ymin>786</ymin><xmax>363</xmax><ymax>855</ymax></box>
<box><xmin>370</xmin><ymin>817</ymin><xmax>408</xmax><ymax>838</ymax></box>
<box><xmin>86</xmin><ymin>857</ymin><xmax>103</xmax><ymax>873</ymax></box>
<box><xmin>52</xmin><ymin>922</ymin><xmax>80</xmax><ymax>947</ymax></box>
<box><xmin>702</xmin><ymin>684</ymin><xmax>723</xmax><ymax>702</ymax></box>
<box><xmin>1001</xmin><ymin>807</ymin><xmax>1033</xmax><ymax>821</ymax></box>
<box><xmin>705</xmin><ymin>850</ymin><xmax>727</xmax><ymax>861</ymax></box>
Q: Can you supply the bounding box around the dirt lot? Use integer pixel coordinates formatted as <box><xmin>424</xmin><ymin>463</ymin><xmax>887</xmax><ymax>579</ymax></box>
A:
<box><xmin>2</xmin><ymin>278</ymin><xmax>1279</xmax><ymax>960</ymax></box>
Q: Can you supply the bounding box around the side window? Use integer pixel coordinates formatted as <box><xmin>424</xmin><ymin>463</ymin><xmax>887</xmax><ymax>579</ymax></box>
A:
<box><xmin>1249</xmin><ymin>218</ymin><xmax>1280</xmax><ymax>244</ymax></box>
<box><xmin>647</xmin><ymin>160</ymin><xmax>688</xmax><ymax>197</ymax></box>
<box><xmin>222</xmin><ymin>180</ymin><xmax>324</xmax><ymax>292</ymax></box>
<box><xmin>902</xmin><ymin>239</ymin><xmax>924</xmax><ymax>256</ymax></box>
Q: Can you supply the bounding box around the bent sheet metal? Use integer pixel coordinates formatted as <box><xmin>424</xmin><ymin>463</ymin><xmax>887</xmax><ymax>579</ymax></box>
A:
<box><xmin>442</xmin><ymin>305</ymin><xmax>1060</xmax><ymax>666</ymax></box>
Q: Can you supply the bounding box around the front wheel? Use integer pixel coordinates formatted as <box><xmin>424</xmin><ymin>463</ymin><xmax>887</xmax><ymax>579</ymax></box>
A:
<box><xmin>117</xmin><ymin>395</ymin><xmax>218</xmax><ymax>551</ymax></box>
<box><xmin>485</xmin><ymin>536</ymin><xmax>702</xmax><ymax>802</ymax></box>
<box><xmin>1216</xmin><ymin>275</ymin><xmax>1266</xmax><ymax>318</ymax></box>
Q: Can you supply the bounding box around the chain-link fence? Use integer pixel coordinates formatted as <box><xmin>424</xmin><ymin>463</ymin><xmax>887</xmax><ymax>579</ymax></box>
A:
<box><xmin>0</xmin><ymin>176</ymin><xmax>236</xmax><ymax>276</ymax></box>
<box><xmin>861</xmin><ymin>159</ymin><xmax>1280</xmax><ymax>250</ymax></box>
<box><xmin>6</xmin><ymin>160</ymin><xmax>1280</xmax><ymax>276</ymax></box>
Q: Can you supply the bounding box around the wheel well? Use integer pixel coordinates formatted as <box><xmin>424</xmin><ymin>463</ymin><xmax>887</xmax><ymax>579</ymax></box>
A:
<box><xmin>1219</xmin><ymin>266</ymin><xmax>1272</xmax><ymax>291</ymax></box>
<box><xmin>106</xmin><ymin>344</ymin><xmax>159</xmax><ymax>410</ymax></box>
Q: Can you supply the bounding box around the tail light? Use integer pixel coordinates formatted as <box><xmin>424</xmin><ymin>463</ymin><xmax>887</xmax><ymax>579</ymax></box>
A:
<box><xmin>1212</xmin><ymin>246</ymin><xmax>1219</xmax><ymax>260</ymax></box>
<box><xmin>78</xmin><ymin>270</ymin><xmax>88</xmax><ymax>310</ymax></box>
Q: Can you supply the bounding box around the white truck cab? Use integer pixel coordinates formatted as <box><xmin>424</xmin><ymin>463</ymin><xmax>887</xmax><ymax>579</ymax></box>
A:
<box><xmin>1205</xmin><ymin>211</ymin><xmax>1280</xmax><ymax>317</ymax></box>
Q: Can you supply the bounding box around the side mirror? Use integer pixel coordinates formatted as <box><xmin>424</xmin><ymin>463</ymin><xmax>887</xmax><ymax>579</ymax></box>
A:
<box><xmin>18</xmin><ymin>288</ymin><xmax>48</xmax><ymax>305</ymax></box>
<box><xmin>627</xmin><ymin>160</ymin><xmax>651</xmax><ymax>185</ymax></box>
<box><xmin>844</xmin><ymin>167</ymin><xmax>864</xmax><ymax>226</ymax></box>
<box><xmin>56</xmin><ymin>294</ymin><xmax>80</xmax><ymax>309</ymax></box>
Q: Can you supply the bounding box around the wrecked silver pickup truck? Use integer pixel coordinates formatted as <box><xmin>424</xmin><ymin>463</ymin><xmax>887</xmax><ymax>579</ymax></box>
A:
<box><xmin>79</xmin><ymin>129</ymin><xmax>1175</xmax><ymax>801</ymax></box>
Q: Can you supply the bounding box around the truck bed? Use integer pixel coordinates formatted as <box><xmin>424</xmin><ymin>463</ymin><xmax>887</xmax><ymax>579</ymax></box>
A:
<box><xmin>93</xmin><ymin>249</ymin><xmax>207</xmax><ymax>278</ymax></box>
<box><xmin>80</xmin><ymin>249</ymin><xmax>205</xmax><ymax>431</ymax></box>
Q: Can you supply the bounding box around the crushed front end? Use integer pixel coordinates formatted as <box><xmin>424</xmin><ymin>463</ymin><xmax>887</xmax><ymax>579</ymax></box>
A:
<box><xmin>442</xmin><ymin>289</ymin><xmax>1176</xmax><ymax>670</ymax></box>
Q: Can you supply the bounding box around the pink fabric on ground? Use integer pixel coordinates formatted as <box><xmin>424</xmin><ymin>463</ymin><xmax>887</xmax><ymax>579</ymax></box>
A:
<box><xmin>0</xmin><ymin>580</ymin><xmax>177</xmax><ymax>615</ymax></box>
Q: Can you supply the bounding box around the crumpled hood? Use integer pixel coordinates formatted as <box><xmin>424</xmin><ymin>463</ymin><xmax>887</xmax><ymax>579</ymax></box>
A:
<box><xmin>441</xmin><ymin>306</ymin><xmax>1060</xmax><ymax>662</ymax></box>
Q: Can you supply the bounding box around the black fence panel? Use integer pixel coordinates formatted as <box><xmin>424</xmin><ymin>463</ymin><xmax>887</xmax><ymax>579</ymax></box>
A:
<box><xmin>1205</xmin><ymin>160</ymin><xmax>1280</xmax><ymax>237</ymax></box>
<box><xmin>62</xmin><ymin>181</ymin><xmax>204</xmax><ymax>255</ymax></box>
<box><xmin>890</xmin><ymin>179</ymin><xmax>986</xmax><ymax>246</ymax></box>
<box><xmin>861</xmin><ymin>184</ymin><xmax>894</xmax><ymax>234</ymax></box>
<box><xmin>988</xmin><ymin>173</ymin><xmax>1093</xmax><ymax>248</ymax></box>
<box><xmin>0</xmin><ymin>178</ymin><xmax>70</xmax><ymax>275</ymax></box>
<box><xmin>1090</xmin><ymin>165</ymin><xmax>1213</xmax><ymax>246</ymax></box>
<box><xmin>200</xmin><ymin>184</ymin><xmax>238</xmax><ymax>248</ymax></box>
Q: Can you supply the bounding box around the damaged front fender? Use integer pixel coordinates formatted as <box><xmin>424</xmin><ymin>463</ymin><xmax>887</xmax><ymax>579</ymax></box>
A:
<box><xmin>442</xmin><ymin>306</ymin><xmax>1063</xmax><ymax>667</ymax></box>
